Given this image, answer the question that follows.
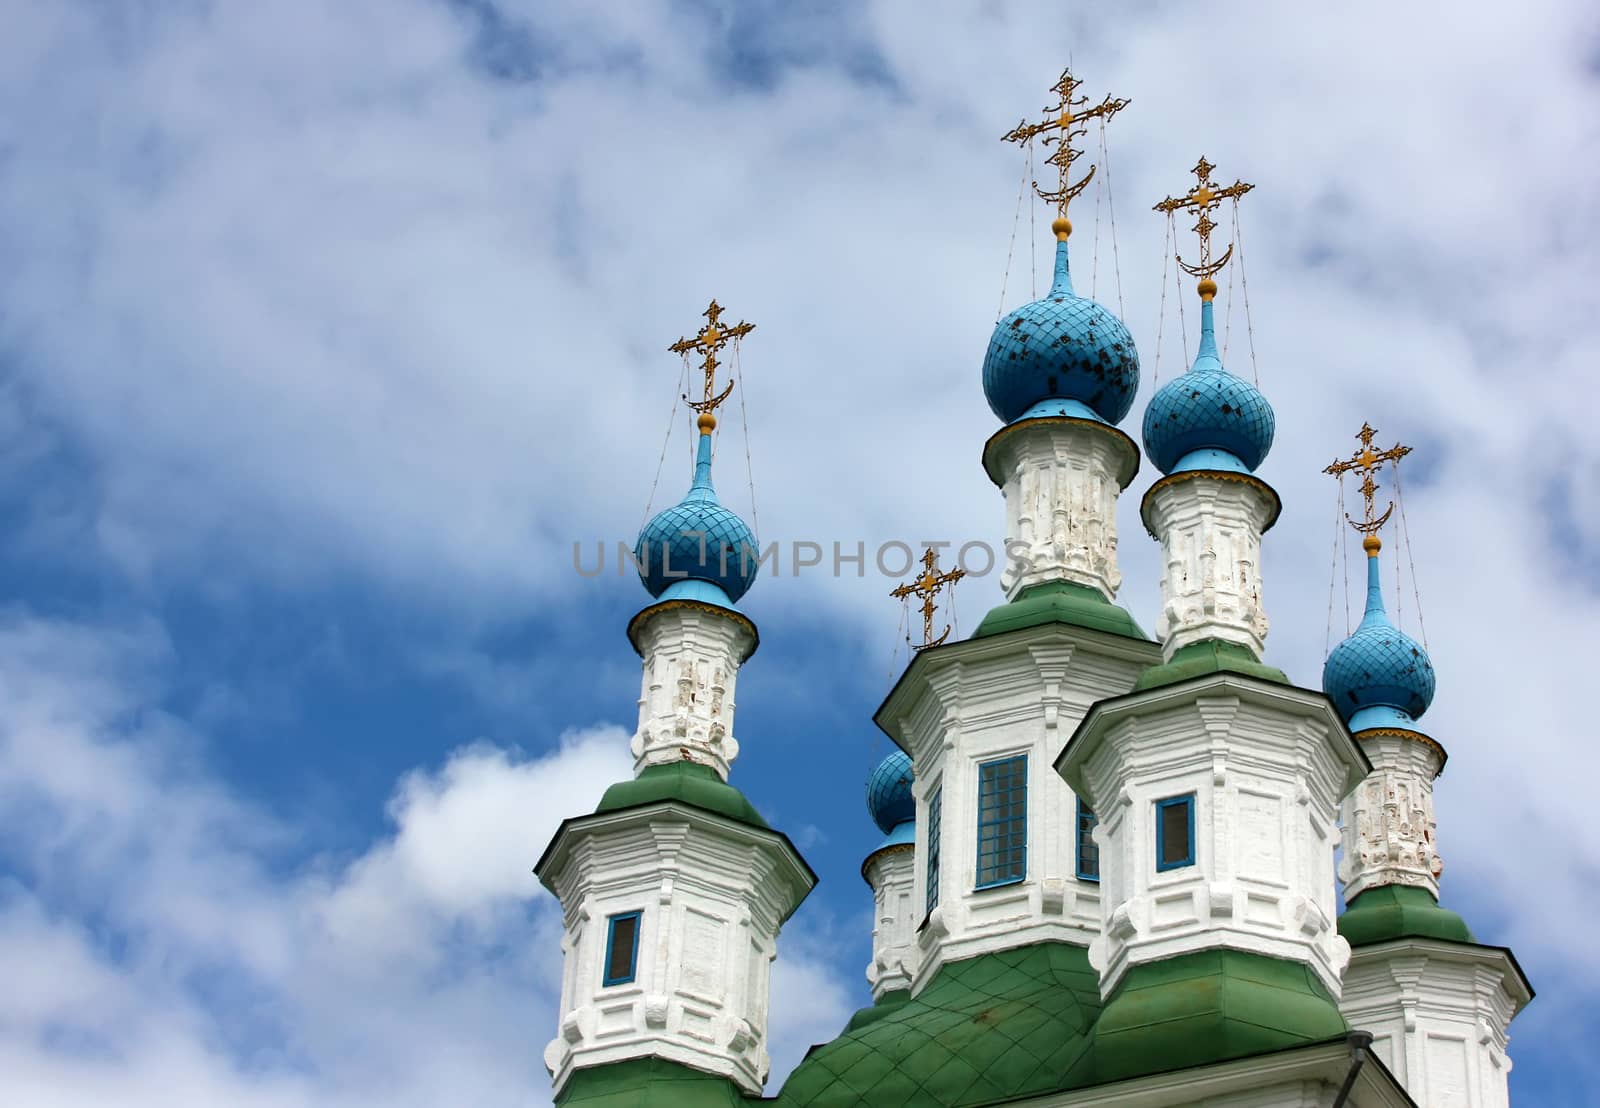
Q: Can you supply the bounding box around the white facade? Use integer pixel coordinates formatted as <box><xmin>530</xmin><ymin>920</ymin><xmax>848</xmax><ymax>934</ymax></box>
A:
<box><xmin>1339</xmin><ymin>732</ymin><xmax>1445</xmax><ymax>901</ymax></box>
<box><xmin>1341</xmin><ymin>939</ymin><xmax>1531</xmax><ymax>1108</ymax></box>
<box><xmin>862</xmin><ymin>842</ymin><xmax>918</xmax><ymax>999</ymax></box>
<box><xmin>1059</xmin><ymin>676</ymin><xmax>1368</xmax><ymax>999</ymax></box>
<box><xmin>878</xmin><ymin>624</ymin><xmax>1159</xmax><ymax>990</ymax></box>
<box><xmin>984</xmin><ymin>419</ymin><xmax>1141</xmax><ymax>601</ymax></box>
<box><xmin>628</xmin><ymin>601</ymin><xmax>756</xmax><ymax>780</ymax></box>
<box><xmin>537</xmin><ymin>804</ymin><xmax>813</xmax><ymax>1095</ymax></box>
<box><xmin>1141</xmin><ymin>472</ymin><xmax>1278</xmax><ymax>661</ymax></box>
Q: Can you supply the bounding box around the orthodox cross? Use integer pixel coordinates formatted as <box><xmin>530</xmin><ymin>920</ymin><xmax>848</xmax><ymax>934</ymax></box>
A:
<box><xmin>670</xmin><ymin>299</ymin><xmax>755</xmax><ymax>428</ymax></box>
<box><xmin>1001</xmin><ymin>68</ymin><xmax>1130</xmax><ymax>233</ymax></box>
<box><xmin>1153</xmin><ymin>156</ymin><xmax>1255</xmax><ymax>296</ymax></box>
<box><xmin>1323</xmin><ymin>422</ymin><xmax>1413</xmax><ymax>549</ymax></box>
<box><xmin>891</xmin><ymin>548</ymin><xmax>966</xmax><ymax>651</ymax></box>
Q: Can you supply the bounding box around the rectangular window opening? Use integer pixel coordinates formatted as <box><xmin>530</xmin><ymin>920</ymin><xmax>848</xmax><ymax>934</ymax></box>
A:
<box><xmin>1156</xmin><ymin>794</ymin><xmax>1196</xmax><ymax>872</ymax></box>
<box><xmin>976</xmin><ymin>754</ymin><xmax>1028</xmax><ymax>889</ymax></box>
<box><xmin>1075</xmin><ymin>795</ymin><xmax>1099</xmax><ymax>882</ymax></box>
<box><xmin>925</xmin><ymin>786</ymin><xmax>942</xmax><ymax>916</ymax></box>
<box><xmin>603</xmin><ymin>910</ymin><xmax>642</xmax><ymax>987</ymax></box>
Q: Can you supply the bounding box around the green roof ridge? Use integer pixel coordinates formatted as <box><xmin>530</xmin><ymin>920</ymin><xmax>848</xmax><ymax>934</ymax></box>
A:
<box><xmin>973</xmin><ymin>580</ymin><xmax>1150</xmax><ymax>642</ymax></box>
<box><xmin>1339</xmin><ymin>885</ymin><xmax>1475</xmax><ymax>946</ymax></box>
<box><xmin>771</xmin><ymin>941</ymin><xmax>1103</xmax><ymax>1105</ymax></box>
<box><xmin>594</xmin><ymin>762</ymin><xmax>769</xmax><ymax>830</ymax></box>
<box><xmin>556</xmin><ymin>1056</ymin><xmax>752</xmax><ymax>1106</ymax></box>
<box><xmin>1077</xmin><ymin>949</ymin><xmax>1347</xmax><ymax>1087</ymax></box>
<box><xmin>1133</xmin><ymin>639</ymin><xmax>1290</xmax><ymax>692</ymax></box>
<box><xmin>842</xmin><ymin>990</ymin><xmax>911</xmax><ymax>1032</ymax></box>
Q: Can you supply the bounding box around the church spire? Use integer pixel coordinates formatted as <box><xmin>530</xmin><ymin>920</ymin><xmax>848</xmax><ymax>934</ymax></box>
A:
<box><xmin>1139</xmin><ymin>157</ymin><xmax>1279</xmax><ymax>662</ymax></box>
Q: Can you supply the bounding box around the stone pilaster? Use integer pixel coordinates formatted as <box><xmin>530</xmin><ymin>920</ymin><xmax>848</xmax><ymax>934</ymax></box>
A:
<box><xmin>862</xmin><ymin>839</ymin><xmax>918</xmax><ymax>1000</ymax></box>
<box><xmin>1339</xmin><ymin>731</ymin><xmax>1446</xmax><ymax>902</ymax></box>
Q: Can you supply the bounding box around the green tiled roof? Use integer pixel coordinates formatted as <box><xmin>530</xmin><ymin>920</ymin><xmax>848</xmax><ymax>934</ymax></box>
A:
<box><xmin>770</xmin><ymin>943</ymin><xmax>1102</xmax><ymax>1106</ymax></box>
<box><xmin>1132</xmin><ymin>639</ymin><xmax>1289</xmax><ymax>692</ymax></box>
<box><xmin>1081</xmin><ymin>949</ymin><xmax>1347</xmax><ymax>1086</ymax></box>
<box><xmin>556</xmin><ymin>1057</ymin><xmax>749</xmax><ymax>1106</ymax></box>
<box><xmin>594</xmin><ymin>762</ymin><xmax>769</xmax><ymax>829</ymax></box>
<box><xmin>973</xmin><ymin>580</ymin><xmax>1150</xmax><ymax>642</ymax></box>
<box><xmin>1339</xmin><ymin>885</ymin><xmax>1474</xmax><ymax>946</ymax></box>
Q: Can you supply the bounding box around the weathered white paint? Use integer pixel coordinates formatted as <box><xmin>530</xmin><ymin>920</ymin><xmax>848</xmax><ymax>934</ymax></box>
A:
<box><xmin>630</xmin><ymin>604</ymin><xmax>754</xmax><ymax>780</ymax></box>
<box><xmin>1141</xmin><ymin>473</ymin><xmax>1276</xmax><ymax>661</ymax></box>
<box><xmin>1059</xmin><ymin>677</ymin><xmax>1367</xmax><ymax>1000</ymax></box>
<box><xmin>1339</xmin><ymin>733</ymin><xmax>1445</xmax><ymax>901</ymax></box>
<box><xmin>863</xmin><ymin>843</ymin><xmax>918</xmax><ymax>1000</ymax></box>
<box><xmin>1342</xmin><ymin>939</ymin><xmax>1531</xmax><ymax>1108</ymax></box>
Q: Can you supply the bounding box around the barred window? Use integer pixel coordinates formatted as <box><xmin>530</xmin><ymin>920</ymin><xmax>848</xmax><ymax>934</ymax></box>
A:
<box><xmin>976</xmin><ymin>755</ymin><xmax>1028</xmax><ymax>889</ymax></box>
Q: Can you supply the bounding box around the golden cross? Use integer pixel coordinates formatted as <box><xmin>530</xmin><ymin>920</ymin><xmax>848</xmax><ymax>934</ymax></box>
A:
<box><xmin>669</xmin><ymin>299</ymin><xmax>755</xmax><ymax>425</ymax></box>
<box><xmin>1001</xmin><ymin>68</ymin><xmax>1130</xmax><ymax>233</ymax></box>
<box><xmin>1153</xmin><ymin>156</ymin><xmax>1255</xmax><ymax>295</ymax></box>
<box><xmin>891</xmin><ymin>548</ymin><xmax>966</xmax><ymax>651</ymax></box>
<box><xmin>1323</xmin><ymin>422</ymin><xmax>1413</xmax><ymax>551</ymax></box>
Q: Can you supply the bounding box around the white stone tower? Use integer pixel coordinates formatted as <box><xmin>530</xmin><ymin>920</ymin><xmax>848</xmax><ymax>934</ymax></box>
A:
<box><xmin>536</xmin><ymin>305</ymin><xmax>813</xmax><ymax>1104</ymax></box>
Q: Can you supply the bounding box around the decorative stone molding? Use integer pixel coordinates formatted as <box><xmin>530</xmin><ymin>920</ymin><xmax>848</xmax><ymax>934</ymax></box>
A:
<box><xmin>984</xmin><ymin>420</ymin><xmax>1139</xmax><ymax>602</ymax></box>
<box><xmin>536</xmin><ymin>805</ymin><xmax>813</xmax><ymax>1096</ymax></box>
<box><xmin>1140</xmin><ymin>472</ymin><xmax>1278</xmax><ymax>661</ymax></box>
<box><xmin>1341</xmin><ymin>938</ymin><xmax>1531</xmax><ymax>1108</ymax></box>
<box><xmin>1339</xmin><ymin>732</ymin><xmax>1446</xmax><ymax>901</ymax></box>
<box><xmin>629</xmin><ymin>605</ymin><xmax>755</xmax><ymax>780</ymax></box>
<box><xmin>1058</xmin><ymin>675</ymin><xmax>1367</xmax><ymax>999</ymax></box>
<box><xmin>863</xmin><ymin>843</ymin><xmax>918</xmax><ymax>1000</ymax></box>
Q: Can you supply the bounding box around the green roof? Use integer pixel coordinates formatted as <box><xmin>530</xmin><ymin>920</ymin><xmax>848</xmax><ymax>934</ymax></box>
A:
<box><xmin>1080</xmin><ymin>949</ymin><xmax>1347</xmax><ymax>1086</ymax></box>
<box><xmin>556</xmin><ymin>1057</ymin><xmax>750</xmax><ymax>1107</ymax></box>
<box><xmin>1133</xmin><ymin>639</ymin><xmax>1289</xmax><ymax>692</ymax></box>
<box><xmin>1339</xmin><ymin>885</ymin><xmax>1474</xmax><ymax>946</ymax></box>
<box><xmin>771</xmin><ymin>943</ymin><xmax>1102</xmax><ymax>1106</ymax></box>
<box><xmin>972</xmin><ymin>581</ymin><xmax>1150</xmax><ymax>642</ymax></box>
<box><xmin>594</xmin><ymin>762</ymin><xmax>769</xmax><ymax>830</ymax></box>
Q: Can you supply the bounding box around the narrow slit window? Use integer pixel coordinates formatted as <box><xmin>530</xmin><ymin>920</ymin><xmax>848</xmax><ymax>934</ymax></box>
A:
<box><xmin>925</xmin><ymin>786</ymin><xmax>942</xmax><ymax>915</ymax></box>
<box><xmin>977</xmin><ymin>754</ymin><xmax>1028</xmax><ymax>889</ymax></box>
<box><xmin>1075</xmin><ymin>795</ymin><xmax>1099</xmax><ymax>881</ymax></box>
<box><xmin>1156</xmin><ymin>795</ymin><xmax>1196</xmax><ymax>872</ymax></box>
<box><xmin>602</xmin><ymin>910</ymin><xmax>642</xmax><ymax>987</ymax></box>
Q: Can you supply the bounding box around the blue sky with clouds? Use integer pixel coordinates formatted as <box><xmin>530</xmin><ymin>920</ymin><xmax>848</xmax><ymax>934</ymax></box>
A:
<box><xmin>0</xmin><ymin>1</ymin><xmax>1596</xmax><ymax>1104</ymax></box>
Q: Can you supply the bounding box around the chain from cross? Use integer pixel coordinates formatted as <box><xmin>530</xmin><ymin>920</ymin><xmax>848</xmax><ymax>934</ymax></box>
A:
<box><xmin>1323</xmin><ymin>422</ymin><xmax>1413</xmax><ymax>541</ymax></box>
<box><xmin>891</xmin><ymin>548</ymin><xmax>966</xmax><ymax>651</ymax></box>
<box><xmin>1001</xmin><ymin>68</ymin><xmax>1130</xmax><ymax>222</ymax></box>
<box><xmin>669</xmin><ymin>299</ymin><xmax>756</xmax><ymax>418</ymax></box>
<box><xmin>1153</xmin><ymin>156</ymin><xmax>1255</xmax><ymax>286</ymax></box>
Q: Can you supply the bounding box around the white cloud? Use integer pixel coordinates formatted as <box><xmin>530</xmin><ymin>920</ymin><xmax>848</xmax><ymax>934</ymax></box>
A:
<box><xmin>0</xmin><ymin>613</ymin><xmax>856</xmax><ymax>1105</ymax></box>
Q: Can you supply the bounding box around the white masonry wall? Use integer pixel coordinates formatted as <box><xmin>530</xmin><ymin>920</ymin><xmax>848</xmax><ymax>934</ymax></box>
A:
<box><xmin>540</xmin><ymin>807</ymin><xmax>812</xmax><ymax>1096</ymax></box>
<box><xmin>887</xmin><ymin>628</ymin><xmax>1157</xmax><ymax>991</ymax></box>
<box><xmin>1067</xmin><ymin>681</ymin><xmax>1358</xmax><ymax>1000</ymax></box>
<box><xmin>631</xmin><ymin>605</ymin><xmax>755</xmax><ymax>780</ymax></box>
<box><xmin>1342</xmin><ymin>940</ymin><xmax>1528</xmax><ymax>1108</ymax></box>
<box><xmin>1339</xmin><ymin>733</ymin><xmax>1445</xmax><ymax>901</ymax></box>
<box><xmin>863</xmin><ymin>843</ymin><xmax>918</xmax><ymax>1000</ymax></box>
<box><xmin>1142</xmin><ymin>473</ymin><xmax>1276</xmax><ymax>661</ymax></box>
<box><xmin>989</xmin><ymin>421</ymin><xmax>1134</xmax><ymax>601</ymax></box>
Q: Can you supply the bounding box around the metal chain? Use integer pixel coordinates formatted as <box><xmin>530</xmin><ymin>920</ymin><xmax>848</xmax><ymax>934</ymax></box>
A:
<box><xmin>1325</xmin><ymin>484</ymin><xmax>1343</xmax><ymax>656</ymax></box>
<box><xmin>1098</xmin><ymin>119</ymin><xmax>1127</xmax><ymax>319</ymax></box>
<box><xmin>1153</xmin><ymin>213</ymin><xmax>1172</xmax><ymax>386</ymax></box>
<box><xmin>732</xmin><ymin>338</ymin><xmax>760</xmax><ymax>546</ymax></box>
<box><xmin>1339</xmin><ymin>477</ymin><xmax>1352</xmax><ymax>635</ymax></box>
<box><xmin>997</xmin><ymin>152</ymin><xmax>1031</xmax><ymax>321</ymax></box>
<box><xmin>1173</xmin><ymin>213</ymin><xmax>1189</xmax><ymax>358</ymax></box>
<box><xmin>1222</xmin><ymin>201</ymin><xmax>1238</xmax><ymax>359</ymax></box>
<box><xmin>640</xmin><ymin>354</ymin><xmax>691</xmax><ymax>530</ymax></box>
<box><xmin>1392</xmin><ymin>460</ymin><xmax>1430</xmax><ymax>649</ymax></box>
<box><xmin>1233</xmin><ymin>198</ymin><xmax>1261</xmax><ymax>386</ymax></box>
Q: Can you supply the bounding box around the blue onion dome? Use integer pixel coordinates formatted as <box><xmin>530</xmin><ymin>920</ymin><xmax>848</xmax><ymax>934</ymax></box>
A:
<box><xmin>635</xmin><ymin>420</ymin><xmax>758</xmax><ymax>603</ymax></box>
<box><xmin>982</xmin><ymin>231</ymin><xmax>1140</xmax><ymax>426</ymax></box>
<box><xmin>866</xmin><ymin>750</ymin><xmax>915</xmax><ymax>835</ymax></box>
<box><xmin>1143</xmin><ymin>295</ymin><xmax>1275</xmax><ymax>475</ymax></box>
<box><xmin>1322</xmin><ymin>540</ymin><xmax>1435</xmax><ymax>730</ymax></box>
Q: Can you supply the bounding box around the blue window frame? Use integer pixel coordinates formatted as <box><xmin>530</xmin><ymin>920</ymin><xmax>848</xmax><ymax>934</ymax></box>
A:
<box><xmin>1075</xmin><ymin>795</ymin><xmax>1099</xmax><ymax>882</ymax></box>
<box><xmin>602</xmin><ymin>910</ymin><xmax>642</xmax><ymax>986</ymax></box>
<box><xmin>925</xmin><ymin>786</ymin><xmax>942</xmax><ymax>915</ymax></box>
<box><xmin>1156</xmin><ymin>794</ymin><xmax>1196</xmax><ymax>872</ymax></box>
<box><xmin>976</xmin><ymin>754</ymin><xmax>1028</xmax><ymax>889</ymax></box>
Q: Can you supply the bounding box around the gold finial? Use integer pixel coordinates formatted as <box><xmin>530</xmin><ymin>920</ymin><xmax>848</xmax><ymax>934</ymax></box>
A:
<box><xmin>1001</xmin><ymin>68</ymin><xmax>1131</xmax><ymax>234</ymax></box>
<box><xmin>1153</xmin><ymin>156</ymin><xmax>1255</xmax><ymax>297</ymax></box>
<box><xmin>1323</xmin><ymin>422</ymin><xmax>1413</xmax><ymax>555</ymax></box>
<box><xmin>891</xmin><ymin>548</ymin><xmax>966</xmax><ymax>651</ymax></box>
<box><xmin>670</xmin><ymin>299</ymin><xmax>755</xmax><ymax>431</ymax></box>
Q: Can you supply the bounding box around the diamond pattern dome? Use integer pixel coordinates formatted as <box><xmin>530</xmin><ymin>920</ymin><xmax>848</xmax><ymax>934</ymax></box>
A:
<box><xmin>1322</xmin><ymin>555</ymin><xmax>1435</xmax><ymax>725</ymax></box>
<box><xmin>982</xmin><ymin>240</ymin><xmax>1139</xmax><ymax>426</ymax></box>
<box><xmin>1143</xmin><ymin>300</ymin><xmax>1274</xmax><ymax>474</ymax></box>
<box><xmin>636</xmin><ymin>433</ymin><xmax>758</xmax><ymax>603</ymax></box>
<box><xmin>866</xmin><ymin>750</ymin><xmax>914</xmax><ymax>834</ymax></box>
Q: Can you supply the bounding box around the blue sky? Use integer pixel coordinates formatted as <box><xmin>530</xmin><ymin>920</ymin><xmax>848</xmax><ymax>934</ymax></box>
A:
<box><xmin>0</xmin><ymin>0</ymin><xmax>1596</xmax><ymax>1104</ymax></box>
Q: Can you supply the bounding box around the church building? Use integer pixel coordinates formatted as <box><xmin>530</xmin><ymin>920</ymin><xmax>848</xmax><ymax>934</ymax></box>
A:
<box><xmin>534</xmin><ymin>69</ymin><xmax>1531</xmax><ymax>1107</ymax></box>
